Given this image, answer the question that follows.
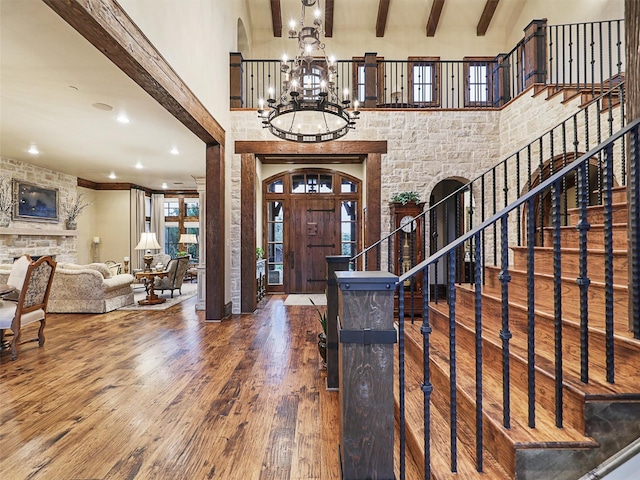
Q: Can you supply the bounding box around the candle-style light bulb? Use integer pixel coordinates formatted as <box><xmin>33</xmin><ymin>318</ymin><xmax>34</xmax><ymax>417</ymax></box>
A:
<box><xmin>343</xmin><ymin>88</ymin><xmax>350</xmax><ymax>101</ymax></box>
<box><xmin>259</xmin><ymin>98</ymin><xmax>264</xmax><ymax>109</ymax></box>
<box><xmin>354</xmin><ymin>100</ymin><xmax>360</xmax><ymax>111</ymax></box>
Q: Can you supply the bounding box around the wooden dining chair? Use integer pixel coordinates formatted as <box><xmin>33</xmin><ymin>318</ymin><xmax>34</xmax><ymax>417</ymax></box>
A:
<box><xmin>0</xmin><ymin>255</ymin><xmax>57</xmax><ymax>360</ymax></box>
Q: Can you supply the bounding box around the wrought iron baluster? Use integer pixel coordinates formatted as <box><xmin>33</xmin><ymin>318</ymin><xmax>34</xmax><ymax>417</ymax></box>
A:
<box><xmin>499</xmin><ymin>215</ymin><xmax>512</xmax><ymax>429</ymax></box>
<box><xmin>538</xmin><ymin>138</ymin><xmax>545</xmax><ymax>247</ymax></box>
<box><xmin>448</xmin><ymin>251</ymin><xmax>458</xmax><ymax>473</ymax></box>
<box><xmin>590</xmin><ymin>22</ymin><xmax>595</xmax><ymax>96</ymax></box>
<box><xmin>481</xmin><ymin>175</ymin><xmax>486</xmax><ymax>285</ymax></box>
<box><xmin>549</xmin><ymin>26</ymin><xmax>554</xmax><ymax>85</ymax></box>
<box><xmin>607</xmin><ymin>21</ymin><xmax>613</xmax><ymax>88</ymax></box>
<box><xmin>421</xmin><ymin>268</ymin><xmax>433</xmax><ymax>480</ymax></box>
<box><xmin>630</xmin><ymin>126</ymin><xmax>640</xmax><ymax>339</ymax></box>
<box><xmin>474</xmin><ymin>232</ymin><xmax>484</xmax><ymax>471</ymax></box>
<box><xmin>568</xmin><ymin>25</ymin><xmax>573</xmax><ymax>85</ymax></box>
<box><xmin>433</xmin><ymin>205</ymin><xmax>440</xmax><ymax>304</ymax></box>
<box><xmin>574</xmin><ymin>115</ymin><xmax>580</xmax><ymax>212</ymax></box>
<box><xmin>598</xmin><ymin>22</ymin><xmax>604</xmax><ymax>93</ymax></box>
<box><xmin>552</xmin><ymin>178</ymin><xmax>564</xmax><ymax>428</ymax></box>
<box><xmin>562</xmin><ymin>123</ymin><xmax>568</xmax><ymax>225</ymax></box>
<box><xmin>526</xmin><ymin>198</ymin><xmax>536</xmax><ymax>427</ymax></box>
<box><xmin>597</xmin><ymin>98</ymin><xmax>603</xmax><ymax>205</ymax></box>
<box><xmin>575</xmin><ymin>23</ymin><xmax>581</xmax><ymax>90</ymax></box>
<box><xmin>398</xmin><ymin>282</ymin><xmax>406</xmax><ymax>480</ymax></box>
<box><xmin>492</xmin><ymin>167</ymin><xmax>497</xmax><ymax>266</ymax></box>
<box><xmin>516</xmin><ymin>152</ymin><xmax>522</xmax><ymax>246</ymax></box>
<box><xmin>576</xmin><ymin>163</ymin><xmax>591</xmax><ymax>383</ymax></box>
<box><xmin>603</xmin><ymin>144</ymin><xmax>615</xmax><ymax>383</ymax></box>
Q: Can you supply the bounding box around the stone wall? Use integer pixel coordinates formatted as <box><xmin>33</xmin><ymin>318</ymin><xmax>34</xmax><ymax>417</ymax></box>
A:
<box><xmin>229</xmin><ymin>82</ymin><xmax>621</xmax><ymax>311</ymax></box>
<box><xmin>0</xmin><ymin>156</ymin><xmax>80</xmax><ymax>264</ymax></box>
<box><xmin>230</xmin><ymin>108</ymin><xmax>502</xmax><ymax>312</ymax></box>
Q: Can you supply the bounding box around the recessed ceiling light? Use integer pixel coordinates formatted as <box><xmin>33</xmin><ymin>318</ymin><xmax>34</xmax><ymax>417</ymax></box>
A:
<box><xmin>161</xmin><ymin>183</ymin><xmax>168</xmax><ymax>189</ymax></box>
<box><xmin>28</xmin><ymin>145</ymin><xmax>39</xmax><ymax>155</ymax></box>
<box><xmin>135</xmin><ymin>162</ymin><xmax>143</xmax><ymax>169</ymax></box>
<box><xmin>109</xmin><ymin>172</ymin><xmax>117</xmax><ymax>179</ymax></box>
<box><xmin>92</xmin><ymin>102</ymin><xmax>113</xmax><ymax>111</ymax></box>
<box><xmin>170</xmin><ymin>147</ymin><xmax>179</xmax><ymax>155</ymax></box>
<box><xmin>117</xmin><ymin>114</ymin><xmax>130</xmax><ymax>123</ymax></box>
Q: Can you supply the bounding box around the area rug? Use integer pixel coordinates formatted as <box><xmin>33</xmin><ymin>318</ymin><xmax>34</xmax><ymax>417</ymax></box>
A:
<box><xmin>283</xmin><ymin>294</ymin><xmax>327</xmax><ymax>306</ymax></box>
<box><xmin>119</xmin><ymin>282</ymin><xmax>198</xmax><ymax>311</ymax></box>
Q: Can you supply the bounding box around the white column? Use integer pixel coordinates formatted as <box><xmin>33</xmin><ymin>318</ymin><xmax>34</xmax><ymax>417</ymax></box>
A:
<box><xmin>195</xmin><ymin>176</ymin><xmax>206</xmax><ymax>311</ymax></box>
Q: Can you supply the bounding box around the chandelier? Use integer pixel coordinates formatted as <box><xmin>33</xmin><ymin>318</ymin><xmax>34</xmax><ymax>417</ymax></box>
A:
<box><xmin>257</xmin><ymin>0</ymin><xmax>360</xmax><ymax>143</ymax></box>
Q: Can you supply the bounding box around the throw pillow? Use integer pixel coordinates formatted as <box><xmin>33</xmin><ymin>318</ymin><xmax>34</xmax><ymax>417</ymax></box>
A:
<box><xmin>87</xmin><ymin>263</ymin><xmax>112</xmax><ymax>279</ymax></box>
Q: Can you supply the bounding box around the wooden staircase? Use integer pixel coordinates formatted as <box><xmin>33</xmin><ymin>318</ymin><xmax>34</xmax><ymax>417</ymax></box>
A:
<box><xmin>397</xmin><ymin>185</ymin><xmax>640</xmax><ymax>479</ymax></box>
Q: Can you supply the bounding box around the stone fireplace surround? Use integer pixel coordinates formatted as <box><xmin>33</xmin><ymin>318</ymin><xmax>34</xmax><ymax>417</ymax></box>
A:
<box><xmin>1</xmin><ymin>156</ymin><xmax>81</xmax><ymax>265</ymax></box>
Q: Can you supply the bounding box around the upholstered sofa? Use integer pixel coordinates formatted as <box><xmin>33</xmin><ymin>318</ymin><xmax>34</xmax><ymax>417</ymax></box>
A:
<box><xmin>0</xmin><ymin>262</ymin><xmax>135</xmax><ymax>313</ymax></box>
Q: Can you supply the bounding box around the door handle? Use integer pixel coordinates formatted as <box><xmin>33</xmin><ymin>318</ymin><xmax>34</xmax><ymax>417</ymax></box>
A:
<box><xmin>290</xmin><ymin>250</ymin><xmax>295</xmax><ymax>269</ymax></box>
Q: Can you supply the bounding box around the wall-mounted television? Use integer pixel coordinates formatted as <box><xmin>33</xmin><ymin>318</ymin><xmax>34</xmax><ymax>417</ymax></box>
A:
<box><xmin>13</xmin><ymin>180</ymin><xmax>59</xmax><ymax>223</ymax></box>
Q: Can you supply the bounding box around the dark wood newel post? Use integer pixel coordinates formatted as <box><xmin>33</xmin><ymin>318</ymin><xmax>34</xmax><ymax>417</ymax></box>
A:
<box><xmin>230</xmin><ymin>52</ymin><xmax>244</xmax><ymax>108</ymax></box>
<box><xmin>364</xmin><ymin>52</ymin><xmax>379</xmax><ymax>108</ymax></box>
<box><xmin>336</xmin><ymin>271</ymin><xmax>398</xmax><ymax>480</ymax></box>
<box><xmin>522</xmin><ymin>19</ymin><xmax>547</xmax><ymax>88</ymax></box>
<box><xmin>326</xmin><ymin>255</ymin><xmax>351</xmax><ymax>390</ymax></box>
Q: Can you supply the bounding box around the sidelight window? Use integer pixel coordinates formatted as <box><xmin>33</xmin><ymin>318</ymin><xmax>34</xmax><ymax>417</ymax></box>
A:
<box><xmin>267</xmin><ymin>201</ymin><xmax>284</xmax><ymax>286</ymax></box>
<box><xmin>341</xmin><ymin>201</ymin><xmax>357</xmax><ymax>257</ymax></box>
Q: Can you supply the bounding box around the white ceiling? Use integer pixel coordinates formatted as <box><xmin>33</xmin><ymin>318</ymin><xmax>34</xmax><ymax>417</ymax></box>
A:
<box><xmin>0</xmin><ymin>0</ymin><xmax>205</xmax><ymax>191</ymax></box>
<box><xmin>1</xmin><ymin>0</ymin><xmax>618</xmax><ymax>192</ymax></box>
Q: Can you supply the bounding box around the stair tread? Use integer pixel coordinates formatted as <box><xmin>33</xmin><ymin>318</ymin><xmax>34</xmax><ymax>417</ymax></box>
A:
<box><xmin>397</xmin><ymin>339</ymin><xmax>511</xmax><ymax>479</ymax></box>
<box><xmin>484</xmin><ymin>264</ymin><xmax>630</xmax><ymax>289</ymax></box>
<box><xmin>444</xmin><ymin>286</ymin><xmax>640</xmax><ymax>396</ymax></box>
<box><xmin>511</xmin><ymin>246</ymin><xmax>628</xmax><ymax>255</ymax></box>
<box><xmin>403</xmin><ymin>321</ymin><xmax>595</xmax><ymax>446</ymax></box>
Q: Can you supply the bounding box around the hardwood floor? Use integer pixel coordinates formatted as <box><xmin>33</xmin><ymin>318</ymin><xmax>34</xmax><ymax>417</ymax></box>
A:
<box><xmin>0</xmin><ymin>295</ymin><xmax>341</xmax><ymax>480</ymax></box>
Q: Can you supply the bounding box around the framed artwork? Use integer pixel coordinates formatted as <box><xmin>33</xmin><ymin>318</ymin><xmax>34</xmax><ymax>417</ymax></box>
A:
<box><xmin>12</xmin><ymin>180</ymin><xmax>59</xmax><ymax>222</ymax></box>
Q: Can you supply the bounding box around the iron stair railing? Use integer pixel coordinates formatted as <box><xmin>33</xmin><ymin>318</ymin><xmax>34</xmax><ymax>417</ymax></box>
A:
<box><xmin>394</xmin><ymin>117</ymin><xmax>640</xmax><ymax>479</ymax></box>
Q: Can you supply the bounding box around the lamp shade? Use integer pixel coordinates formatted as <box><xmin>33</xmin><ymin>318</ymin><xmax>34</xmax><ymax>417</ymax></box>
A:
<box><xmin>178</xmin><ymin>233</ymin><xmax>198</xmax><ymax>244</ymax></box>
<box><xmin>134</xmin><ymin>232</ymin><xmax>161</xmax><ymax>251</ymax></box>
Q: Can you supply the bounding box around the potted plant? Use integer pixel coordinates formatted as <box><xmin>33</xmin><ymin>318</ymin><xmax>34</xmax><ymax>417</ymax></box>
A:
<box><xmin>390</xmin><ymin>191</ymin><xmax>421</xmax><ymax>205</ymax></box>
<box><xmin>0</xmin><ymin>177</ymin><xmax>14</xmax><ymax>228</ymax></box>
<box><xmin>256</xmin><ymin>246</ymin><xmax>264</xmax><ymax>260</ymax></box>
<box><xmin>63</xmin><ymin>193</ymin><xmax>91</xmax><ymax>230</ymax></box>
<box><xmin>310</xmin><ymin>297</ymin><xmax>327</xmax><ymax>368</ymax></box>
<box><xmin>176</xmin><ymin>251</ymin><xmax>189</xmax><ymax>257</ymax></box>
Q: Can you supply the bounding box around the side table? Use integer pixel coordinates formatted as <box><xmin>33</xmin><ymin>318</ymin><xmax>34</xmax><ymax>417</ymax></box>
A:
<box><xmin>134</xmin><ymin>271</ymin><xmax>170</xmax><ymax>305</ymax></box>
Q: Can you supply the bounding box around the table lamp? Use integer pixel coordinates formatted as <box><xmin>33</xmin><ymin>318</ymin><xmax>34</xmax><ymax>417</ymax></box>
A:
<box><xmin>135</xmin><ymin>232</ymin><xmax>162</xmax><ymax>272</ymax></box>
<box><xmin>178</xmin><ymin>233</ymin><xmax>198</xmax><ymax>256</ymax></box>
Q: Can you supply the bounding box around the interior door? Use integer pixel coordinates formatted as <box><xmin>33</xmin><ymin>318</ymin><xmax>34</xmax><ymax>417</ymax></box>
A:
<box><xmin>289</xmin><ymin>197</ymin><xmax>338</xmax><ymax>293</ymax></box>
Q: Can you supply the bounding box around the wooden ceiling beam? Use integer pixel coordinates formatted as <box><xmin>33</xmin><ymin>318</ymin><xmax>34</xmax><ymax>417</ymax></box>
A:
<box><xmin>426</xmin><ymin>0</ymin><xmax>445</xmax><ymax>37</ymax></box>
<box><xmin>376</xmin><ymin>0</ymin><xmax>391</xmax><ymax>37</ymax></box>
<box><xmin>42</xmin><ymin>0</ymin><xmax>224</xmax><ymax>145</ymax></box>
<box><xmin>477</xmin><ymin>0</ymin><xmax>499</xmax><ymax>36</ymax></box>
<box><xmin>324</xmin><ymin>0</ymin><xmax>334</xmax><ymax>37</ymax></box>
<box><xmin>270</xmin><ymin>0</ymin><xmax>282</xmax><ymax>37</ymax></box>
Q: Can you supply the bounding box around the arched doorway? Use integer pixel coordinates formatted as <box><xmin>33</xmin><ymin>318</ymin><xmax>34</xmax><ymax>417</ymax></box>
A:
<box><xmin>429</xmin><ymin>178</ymin><xmax>473</xmax><ymax>298</ymax></box>
<box><xmin>264</xmin><ymin>168</ymin><xmax>361</xmax><ymax>293</ymax></box>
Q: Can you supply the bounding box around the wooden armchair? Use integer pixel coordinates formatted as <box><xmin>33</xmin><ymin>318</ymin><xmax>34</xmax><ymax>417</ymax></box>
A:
<box><xmin>153</xmin><ymin>256</ymin><xmax>189</xmax><ymax>298</ymax></box>
<box><xmin>0</xmin><ymin>255</ymin><xmax>57</xmax><ymax>360</ymax></box>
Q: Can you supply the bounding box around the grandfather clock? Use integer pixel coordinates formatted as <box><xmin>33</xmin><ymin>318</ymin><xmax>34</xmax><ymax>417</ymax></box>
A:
<box><xmin>390</xmin><ymin>201</ymin><xmax>425</xmax><ymax>316</ymax></box>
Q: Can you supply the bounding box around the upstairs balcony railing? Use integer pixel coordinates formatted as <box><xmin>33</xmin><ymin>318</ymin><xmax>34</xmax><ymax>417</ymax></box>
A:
<box><xmin>231</xmin><ymin>19</ymin><xmax>625</xmax><ymax>112</ymax></box>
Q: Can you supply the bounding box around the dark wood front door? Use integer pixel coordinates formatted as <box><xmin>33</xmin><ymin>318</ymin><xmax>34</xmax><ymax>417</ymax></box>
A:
<box><xmin>289</xmin><ymin>197</ymin><xmax>338</xmax><ymax>293</ymax></box>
